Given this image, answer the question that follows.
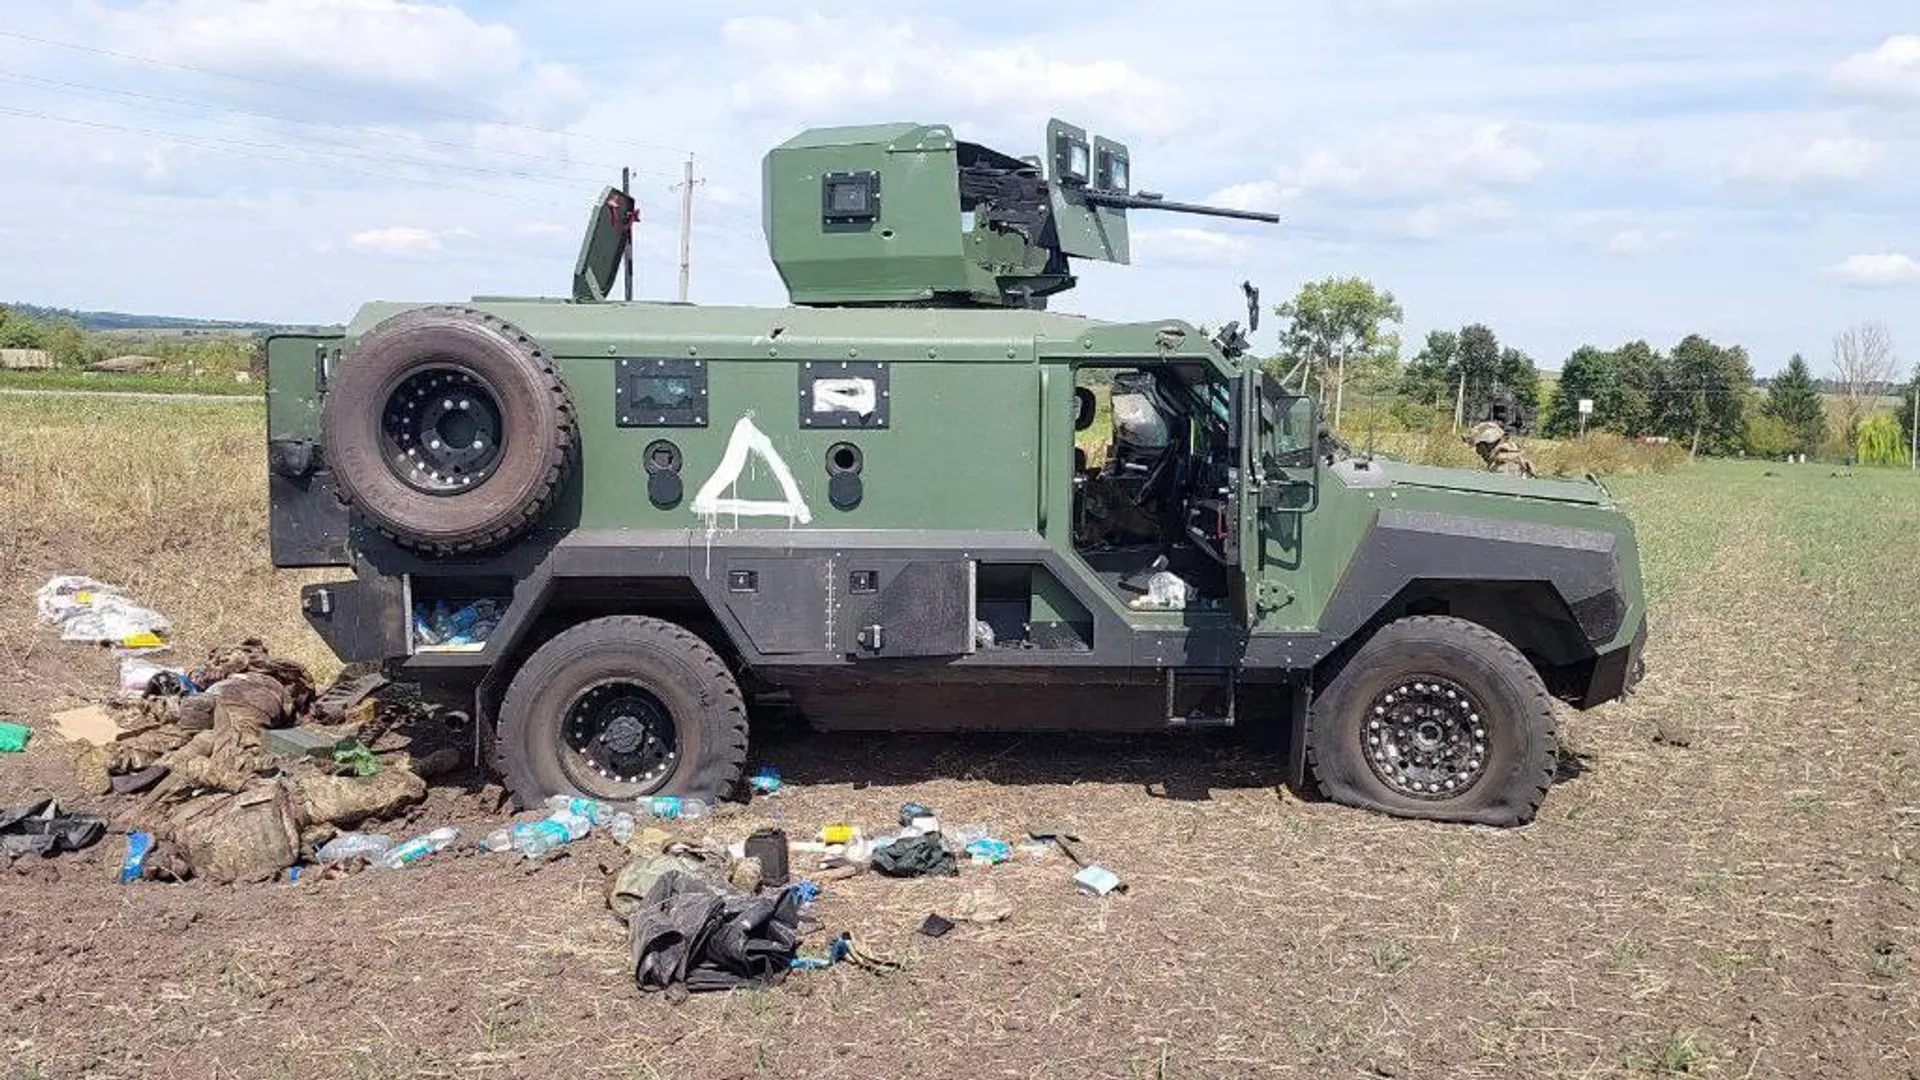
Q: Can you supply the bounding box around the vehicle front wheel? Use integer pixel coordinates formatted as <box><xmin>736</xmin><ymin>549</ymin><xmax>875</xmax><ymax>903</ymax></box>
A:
<box><xmin>497</xmin><ymin>616</ymin><xmax>748</xmax><ymax>808</ymax></box>
<box><xmin>1307</xmin><ymin>616</ymin><xmax>1556</xmax><ymax>826</ymax></box>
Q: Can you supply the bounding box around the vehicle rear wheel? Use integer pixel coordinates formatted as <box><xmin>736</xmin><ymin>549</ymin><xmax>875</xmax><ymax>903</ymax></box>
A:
<box><xmin>1307</xmin><ymin>616</ymin><xmax>1556</xmax><ymax>826</ymax></box>
<box><xmin>322</xmin><ymin>306</ymin><xmax>575</xmax><ymax>554</ymax></box>
<box><xmin>497</xmin><ymin>616</ymin><xmax>748</xmax><ymax>808</ymax></box>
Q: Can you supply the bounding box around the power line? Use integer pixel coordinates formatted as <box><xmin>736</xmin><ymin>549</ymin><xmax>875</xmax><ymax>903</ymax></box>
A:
<box><xmin>0</xmin><ymin>104</ymin><xmax>563</xmax><ymax>207</ymax></box>
<box><xmin>0</xmin><ymin>67</ymin><xmax>676</xmax><ymax>180</ymax></box>
<box><xmin>0</xmin><ymin>27</ymin><xmax>714</xmax><ymax>160</ymax></box>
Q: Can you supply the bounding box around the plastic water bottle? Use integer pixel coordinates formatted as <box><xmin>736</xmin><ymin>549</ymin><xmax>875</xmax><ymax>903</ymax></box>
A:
<box><xmin>317</xmin><ymin>833</ymin><xmax>393</xmax><ymax>864</ymax></box>
<box><xmin>609</xmin><ymin>812</ymin><xmax>636</xmax><ymax>844</ymax></box>
<box><xmin>379</xmin><ymin>827</ymin><xmax>459</xmax><ymax>869</ymax></box>
<box><xmin>644</xmin><ymin>796</ymin><xmax>712</xmax><ymax>821</ymax></box>
<box><xmin>544</xmin><ymin>795</ymin><xmax>615</xmax><ymax>825</ymax></box>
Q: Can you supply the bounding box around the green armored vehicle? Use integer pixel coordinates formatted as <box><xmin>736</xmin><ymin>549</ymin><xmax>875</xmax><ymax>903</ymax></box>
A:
<box><xmin>266</xmin><ymin>120</ymin><xmax>1645</xmax><ymax>826</ymax></box>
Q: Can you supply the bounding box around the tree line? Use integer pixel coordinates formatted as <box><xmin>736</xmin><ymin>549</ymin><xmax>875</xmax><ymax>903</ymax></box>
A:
<box><xmin>1266</xmin><ymin>276</ymin><xmax>1918</xmax><ymax>466</ymax></box>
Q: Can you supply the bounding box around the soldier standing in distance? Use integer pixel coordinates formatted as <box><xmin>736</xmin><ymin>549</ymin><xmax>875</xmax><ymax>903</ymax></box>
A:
<box><xmin>1467</xmin><ymin>421</ymin><xmax>1535</xmax><ymax>477</ymax></box>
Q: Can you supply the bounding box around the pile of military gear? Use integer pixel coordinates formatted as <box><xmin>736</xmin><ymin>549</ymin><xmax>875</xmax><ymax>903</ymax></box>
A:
<box><xmin>63</xmin><ymin>639</ymin><xmax>450</xmax><ymax>883</ymax></box>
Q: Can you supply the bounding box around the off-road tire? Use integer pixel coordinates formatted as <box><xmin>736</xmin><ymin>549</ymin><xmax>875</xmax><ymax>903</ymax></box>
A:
<box><xmin>322</xmin><ymin>306</ymin><xmax>575</xmax><ymax>554</ymax></box>
<box><xmin>497</xmin><ymin>616</ymin><xmax>748</xmax><ymax>808</ymax></box>
<box><xmin>1307</xmin><ymin>616</ymin><xmax>1556</xmax><ymax>826</ymax></box>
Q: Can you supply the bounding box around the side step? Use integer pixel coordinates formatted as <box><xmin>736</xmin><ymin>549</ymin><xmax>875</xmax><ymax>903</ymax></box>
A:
<box><xmin>1164</xmin><ymin>668</ymin><xmax>1236</xmax><ymax>728</ymax></box>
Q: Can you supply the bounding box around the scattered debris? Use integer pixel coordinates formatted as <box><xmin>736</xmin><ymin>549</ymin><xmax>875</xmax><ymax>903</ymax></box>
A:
<box><xmin>628</xmin><ymin>870</ymin><xmax>805</xmax><ymax>993</ymax></box>
<box><xmin>50</xmin><ymin>705</ymin><xmax>125</xmax><ymax>747</ymax></box>
<box><xmin>315</xmin><ymin>832</ymin><xmax>392</xmax><ymax>865</ymax></box>
<box><xmin>748</xmin><ymin>765</ymin><xmax>781</xmax><ymax>795</ymax></box>
<box><xmin>940</xmin><ymin>885</ymin><xmax>1014</xmax><ymax>924</ymax></box>
<box><xmin>871</xmin><ymin>832</ymin><xmax>957</xmax><ymax>878</ymax></box>
<box><xmin>744</xmin><ymin>827</ymin><xmax>790</xmax><ymax>886</ymax></box>
<box><xmin>381</xmin><ymin>827</ymin><xmax>460</xmax><ymax>869</ymax></box>
<box><xmin>919</xmin><ymin>913</ymin><xmax>955</xmax><ymax>938</ymax></box>
<box><xmin>1073</xmin><ymin>864</ymin><xmax>1125</xmax><ymax>896</ymax></box>
<box><xmin>119</xmin><ymin>832</ymin><xmax>153</xmax><ymax>883</ymax></box>
<box><xmin>0</xmin><ymin>800</ymin><xmax>104</xmax><ymax>858</ymax></box>
<box><xmin>35</xmin><ymin>575</ymin><xmax>170</xmax><ymax>651</ymax></box>
<box><xmin>262</xmin><ymin>727</ymin><xmax>344</xmax><ymax>761</ymax></box>
<box><xmin>0</xmin><ymin>720</ymin><xmax>31</xmax><ymax>753</ymax></box>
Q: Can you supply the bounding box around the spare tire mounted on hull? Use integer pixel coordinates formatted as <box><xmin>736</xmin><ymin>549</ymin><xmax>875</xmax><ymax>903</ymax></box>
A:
<box><xmin>323</xmin><ymin>306</ymin><xmax>576</xmax><ymax>553</ymax></box>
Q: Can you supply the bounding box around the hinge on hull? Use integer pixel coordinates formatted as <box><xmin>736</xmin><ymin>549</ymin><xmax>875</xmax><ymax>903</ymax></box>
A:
<box><xmin>1164</xmin><ymin>668</ymin><xmax>1236</xmax><ymax>728</ymax></box>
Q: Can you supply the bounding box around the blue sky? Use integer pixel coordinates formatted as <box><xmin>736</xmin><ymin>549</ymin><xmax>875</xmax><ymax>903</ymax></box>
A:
<box><xmin>0</xmin><ymin>1</ymin><xmax>1916</xmax><ymax>375</ymax></box>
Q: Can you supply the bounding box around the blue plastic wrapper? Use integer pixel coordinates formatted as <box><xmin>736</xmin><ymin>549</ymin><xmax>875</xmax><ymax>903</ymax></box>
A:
<box><xmin>964</xmin><ymin>837</ymin><xmax>1012</xmax><ymax>865</ymax></box>
<box><xmin>119</xmin><ymin>832</ymin><xmax>153</xmax><ymax>884</ymax></box>
<box><xmin>748</xmin><ymin>765</ymin><xmax>781</xmax><ymax>795</ymax></box>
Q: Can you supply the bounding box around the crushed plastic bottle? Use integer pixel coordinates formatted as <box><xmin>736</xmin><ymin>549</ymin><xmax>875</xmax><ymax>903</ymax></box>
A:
<box><xmin>643</xmin><ymin>796</ymin><xmax>711</xmax><ymax>821</ymax></box>
<box><xmin>544</xmin><ymin>795</ymin><xmax>616</xmax><ymax>825</ymax></box>
<box><xmin>316</xmin><ymin>832</ymin><xmax>393</xmax><ymax>864</ymax></box>
<box><xmin>378</xmin><ymin>827</ymin><xmax>459</xmax><ymax>869</ymax></box>
<box><xmin>489</xmin><ymin>810</ymin><xmax>593</xmax><ymax>858</ymax></box>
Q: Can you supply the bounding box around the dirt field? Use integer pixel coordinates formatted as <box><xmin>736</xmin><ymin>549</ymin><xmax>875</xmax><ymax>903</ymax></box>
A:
<box><xmin>1</xmin><ymin>396</ymin><xmax>1915</xmax><ymax>1079</ymax></box>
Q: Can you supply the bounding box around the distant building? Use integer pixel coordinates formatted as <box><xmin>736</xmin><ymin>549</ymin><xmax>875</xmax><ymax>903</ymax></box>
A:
<box><xmin>0</xmin><ymin>348</ymin><xmax>53</xmax><ymax>370</ymax></box>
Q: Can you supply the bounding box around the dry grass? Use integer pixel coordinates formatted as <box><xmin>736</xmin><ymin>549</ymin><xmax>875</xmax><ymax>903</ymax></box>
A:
<box><xmin>1372</xmin><ymin>428</ymin><xmax>1690</xmax><ymax>477</ymax></box>
<box><xmin>0</xmin><ymin>395</ymin><xmax>334</xmax><ymax>685</ymax></box>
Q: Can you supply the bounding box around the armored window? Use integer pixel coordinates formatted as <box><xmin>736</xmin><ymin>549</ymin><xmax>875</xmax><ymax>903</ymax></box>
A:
<box><xmin>821</xmin><ymin>171</ymin><xmax>880</xmax><ymax>225</ymax></box>
<box><xmin>616</xmin><ymin>358</ymin><xmax>707</xmax><ymax>427</ymax></box>
<box><xmin>1097</xmin><ymin>149</ymin><xmax>1128</xmax><ymax>193</ymax></box>
<box><xmin>1054</xmin><ymin>132</ymin><xmax>1090</xmax><ymax>185</ymax></box>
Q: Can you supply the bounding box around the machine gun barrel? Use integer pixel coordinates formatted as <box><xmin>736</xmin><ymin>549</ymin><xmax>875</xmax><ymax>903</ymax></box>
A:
<box><xmin>1081</xmin><ymin>189</ymin><xmax>1280</xmax><ymax>224</ymax></box>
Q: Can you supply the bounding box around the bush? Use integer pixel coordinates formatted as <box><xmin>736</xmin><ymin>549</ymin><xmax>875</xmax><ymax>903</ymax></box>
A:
<box><xmin>1743</xmin><ymin>414</ymin><xmax>1795</xmax><ymax>459</ymax></box>
<box><xmin>1533</xmin><ymin>433</ymin><xmax>1687</xmax><ymax>477</ymax></box>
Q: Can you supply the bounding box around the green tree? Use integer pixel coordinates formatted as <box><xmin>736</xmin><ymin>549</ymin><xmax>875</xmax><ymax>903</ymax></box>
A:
<box><xmin>1272</xmin><ymin>276</ymin><xmax>1404</xmax><ymax>432</ymax></box>
<box><xmin>1743</xmin><ymin>414</ymin><xmax>1795</xmax><ymax>458</ymax></box>
<box><xmin>1660</xmin><ymin>334</ymin><xmax>1752</xmax><ymax>457</ymax></box>
<box><xmin>1856</xmin><ymin>413</ymin><xmax>1909</xmax><ymax>467</ymax></box>
<box><xmin>1398</xmin><ymin>329</ymin><xmax>1458</xmax><ymax>407</ymax></box>
<box><xmin>43</xmin><ymin>320</ymin><xmax>91</xmax><ymax>369</ymax></box>
<box><xmin>0</xmin><ymin>309</ymin><xmax>46</xmax><ymax>350</ymax></box>
<box><xmin>1759</xmin><ymin>354</ymin><xmax>1826</xmax><ymax>456</ymax></box>
<box><xmin>1543</xmin><ymin>346</ymin><xmax>1614</xmax><ymax>437</ymax></box>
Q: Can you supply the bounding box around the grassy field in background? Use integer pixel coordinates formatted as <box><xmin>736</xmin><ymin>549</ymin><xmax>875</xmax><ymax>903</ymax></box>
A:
<box><xmin>0</xmin><ymin>368</ymin><xmax>262</xmax><ymax>396</ymax></box>
<box><xmin>1</xmin><ymin>392</ymin><xmax>1916</xmax><ymax>1077</ymax></box>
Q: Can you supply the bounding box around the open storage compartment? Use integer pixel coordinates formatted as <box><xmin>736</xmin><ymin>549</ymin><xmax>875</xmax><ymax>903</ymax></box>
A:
<box><xmin>408</xmin><ymin>574</ymin><xmax>514</xmax><ymax>653</ymax></box>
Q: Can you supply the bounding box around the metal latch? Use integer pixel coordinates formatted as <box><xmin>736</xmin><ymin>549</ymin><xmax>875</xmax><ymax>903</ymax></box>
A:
<box><xmin>856</xmin><ymin>624</ymin><xmax>884</xmax><ymax>652</ymax></box>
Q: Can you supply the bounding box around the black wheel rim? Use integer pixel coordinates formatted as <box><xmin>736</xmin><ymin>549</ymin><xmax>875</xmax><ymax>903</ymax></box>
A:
<box><xmin>1362</xmin><ymin>676</ymin><xmax>1490</xmax><ymax>799</ymax></box>
<box><xmin>561</xmin><ymin>680</ymin><xmax>678</xmax><ymax>792</ymax></box>
<box><xmin>379</xmin><ymin>366</ymin><xmax>505</xmax><ymax>495</ymax></box>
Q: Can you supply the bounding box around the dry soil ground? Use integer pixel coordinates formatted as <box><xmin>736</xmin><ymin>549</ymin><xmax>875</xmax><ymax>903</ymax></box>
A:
<box><xmin>0</xmin><ymin>396</ymin><xmax>1915</xmax><ymax>1079</ymax></box>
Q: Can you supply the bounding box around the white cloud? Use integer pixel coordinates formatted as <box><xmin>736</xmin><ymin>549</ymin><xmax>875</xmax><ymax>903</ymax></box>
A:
<box><xmin>1825</xmin><ymin>252</ymin><xmax>1920</xmax><ymax>287</ymax></box>
<box><xmin>1280</xmin><ymin>120</ymin><xmax>1544</xmax><ymax>197</ymax></box>
<box><xmin>348</xmin><ymin>225</ymin><xmax>446</xmax><ymax>254</ymax></box>
<box><xmin>719</xmin><ymin>15</ymin><xmax>1191</xmax><ymax>136</ymax></box>
<box><xmin>1397</xmin><ymin>195</ymin><xmax>1514</xmax><ymax>239</ymax></box>
<box><xmin>1831</xmin><ymin>35</ymin><xmax>1920</xmax><ymax>104</ymax></box>
<box><xmin>1729</xmin><ymin>135</ymin><xmax>1881</xmax><ymax>186</ymax></box>
<box><xmin>1204</xmin><ymin>180</ymin><xmax>1299</xmax><ymax>214</ymax></box>
<box><xmin>87</xmin><ymin>0</ymin><xmax>586</xmax><ymax>121</ymax></box>
<box><xmin>1602</xmin><ymin>228</ymin><xmax>1675</xmax><ymax>256</ymax></box>
<box><xmin>513</xmin><ymin>222</ymin><xmax>570</xmax><ymax>238</ymax></box>
<box><xmin>1131</xmin><ymin>227</ymin><xmax>1251</xmax><ymax>266</ymax></box>
<box><xmin>1552</xmin><ymin>211</ymin><xmax>1679</xmax><ymax>256</ymax></box>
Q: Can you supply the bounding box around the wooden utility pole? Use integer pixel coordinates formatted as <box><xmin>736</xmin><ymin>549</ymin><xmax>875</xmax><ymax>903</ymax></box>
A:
<box><xmin>621</xmin><ymin>167</ymin><xmax>634</xmax><ymax>302</ymax></box>
<box><xmin>1453</xmin><ymin>371</ymin><xmax>1466</xmax><ymax>432</ymax></box>
<box><xmin>1910</xmin><ymin>382</ymin><xmax>1917</xmax><ymax>470</ymax></box>
<box><xmin>676</xmin><ymin>154</ymin><xmax>697</xmax><ymax>303</ymax></box>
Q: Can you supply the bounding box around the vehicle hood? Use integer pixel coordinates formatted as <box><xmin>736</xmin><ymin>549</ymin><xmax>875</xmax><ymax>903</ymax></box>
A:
<box><xmin>1374</xmin><ymin>461</ymin><xmax>1613</xmax><ymax>506</ymax></box>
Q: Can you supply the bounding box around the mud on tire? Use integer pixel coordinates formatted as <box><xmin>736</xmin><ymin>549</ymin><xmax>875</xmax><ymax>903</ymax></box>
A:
<box><xmin>1307</xmin><ymin>615</ymin><xmax>1557</xmax><ymax>827</ymax></box>
<box><xmin>322</xmin><ymin>306</ymin><xmax>575</xmax><ymax>554</ymax></box>
<box><xmin>497</xmin><ymin>616</ymin><xmax>749</xmax><ymax>808</ymax></box>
